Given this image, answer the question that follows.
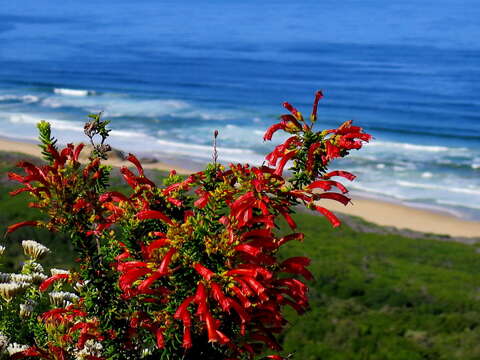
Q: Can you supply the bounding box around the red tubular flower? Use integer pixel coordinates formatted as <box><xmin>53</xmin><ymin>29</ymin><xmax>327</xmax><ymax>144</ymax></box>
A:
<box><xmin>235</xmin><ymin>244</ymin><xmax>262</xmax><ymax>257</ymax></box>
<box><xmin>231</xmin><ymin>286</ymin><xmax>251</xmax><ymax>308</ymax></box>
<box><xmin>316</xmin><ymin>192</ymin><xmax>351</xmax><ymax>206</ymax></box>
<box><xmin>194</xmin><ymin>282</ymin><xmax>208</xmax><ymax>310</ymax></box>
<box><xmin>273</xmin><ymin>150</ymin><xmax>297</xmax><ymax>176</ymax></box>
<box><xmin>211</xmin><ymin>282</ymin><xmax>231</xmax><ymax>312</ymax></box>
<box><xmin>156</xmin><ymin>327</ymin><xmax>165</xmax><ymax>349</ymax></box>
<box><xmin>126</xmin><ymin>153</ymin><xmax>144</xmax><ymax>176</ymax></box>
<box><xmin>194</xmin><ymin>263</ymin><xmax>215</xmax><ymax>280</ymax></box>
<box><xmin>174</xmin><ymin>296</ymin><xmax>195</xmax><ymax>321</ymax></box>
<box><xmin>263</xmin><ymin>123</ymin><xmax>287</xmax><ymax>141</ymax></box>
<box><xmin>277</xmin><ymin>232</ymin><xmax>304</xmax><ymax>247</ymax></box>
<box><xmin>194</xmin><ymin>190</ymin><xmax>210</xmax><ymax>208</ymax></box>
<box><xmin>282</xmin><ymin>102</ymin><xmax>302</xmax><ymax>121</ymax></box>
<box><xmin>310</xmin><ymin>90</ymin><xmax>324</xmax><ymax>122</ymax></box>
<box><xmin>281</xmin><ymin>257</ymin><xmax>313</xmax><ymax>280</ymax></box>
<box><xmin>6</xmin><ymin>220</ymin><xmax>39</xmax><ymax>234</ymax></box>
<box><xmin>73</xmin><ymin>143</ymin><xmax>85</xmax><ymax>162</ymax></box>
<box><xmin>118</xmin><ymin>267</ymin><xmax>151</xmax><ymax>292</ymax></box>
<box><xmin>39</xmin><ymin>273</ymin><xmax>70</xmax><ymax>292</ymax></box>
<box><xmin>324</xmin><ymin>170</ymin><xmax>356</xmax><ymax>181</ymax></box>
<box><xmin>315</xmin><ymin>206</ymin><xmax>341</xmax><ymax>227</ymax></box>
<box><xmin>167</xmin><ymin>197</ymin><xmax>183</xmax><ymax>207</ymax></box>
<box><xmin>183</xmin><ymin>323</ymin><xmax>193</xmax><ymax>349</ymax></box>
<box><xmin>136</xmin><ymin>210</ymin><xmax>173</xmax><ymax>225</ymax></box>
<box><xmin>205</xmin><ymin>311</ymin><xmax>218</xmax><ymax>342</ymax></box>
<box><xmin>279</xmin><ymin>210</ymin><xmax>296</xmax><ymax>230</ymax></box>
<box><xmin>307</xmin><ymin>180</ymin><xmax>348</xmax><ymax>193</ymax></box>
<box><xmin>99</xmin><ymin>191</ymin><xmax>130</xmax><ymax>203</ymax></box>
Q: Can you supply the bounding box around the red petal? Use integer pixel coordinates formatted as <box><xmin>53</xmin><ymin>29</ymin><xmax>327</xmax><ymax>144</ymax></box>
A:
<box><xmin>263</xmin><ymin>123</ymin><xmax>286</xmax><ymax>141</ymax></box>
<box><xmin>205</xmin><ymin>311</ymin><xmax>218</xmax><ymax>342</ymax></box>
<box><xmin>156</xmin><ymin>327</ymin><xmax>165</xmax><ymax>349</ymax></box>
<box><xmin>235</xmin><ymin>244</ymin><xmax>262</xmax><ymax>257</ymax></box>
<box><xmin>324</xmin><ymin>170</ymin><xmax>356</xmax><ymax>181</ymax></box>
<box><xmin>137</xmin><ymin>210</ymin><xmax>173</xmax><ymax>225</ymax></box>
<box><xmin>126</xmin><ymin>153</ymin><xmax>144</xmax><ymax>176</ymax></box>
<box><xmin>73</xmin><ymin>143</ymin><xmax>85</xmax><ymax>162</ymax></box>
<box><xmin>39</xmin><ymin>274</ymin><xmax>69</xmax><ymax>292</ymax></box>
<box><xmin>274</xmin><ymin>150</ymin><xmax>296</xmax><ymax>176</ymax></box>
<box><xmin>193</xmin><ymin>263</ymin><xmax>215</xmax><ymax>280</ymax></box>
<box><xmin>316</xmin><ymin>192</ymin><xmax>351</xmax><ymax>206</ymax></box>
<box><xmin>6</xmin><ymin>220</ymin><xmax>39</xmax><ymax>234</ymax></box>
<box><xmin>315</xmin><ymin>206</ymin><xmax>341</xmax><ymax>227</ymax></box>
<box><xmin>311</xmin><ymin>90</ymin><xmax>324</xmax><ymax>122</ymax></box>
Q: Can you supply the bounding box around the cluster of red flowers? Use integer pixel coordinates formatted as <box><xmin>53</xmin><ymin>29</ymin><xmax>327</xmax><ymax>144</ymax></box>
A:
<box><xmin>7</xmin><ymin>92</ymin><xmax>371</xmax><ymax>359</ymax></box>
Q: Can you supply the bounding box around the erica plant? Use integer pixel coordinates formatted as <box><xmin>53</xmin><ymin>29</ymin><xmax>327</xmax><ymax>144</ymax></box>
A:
<box><xmin>3</xmin><ymin>91</ymin><xmax>371</xmax><ymax>360</ymax></box>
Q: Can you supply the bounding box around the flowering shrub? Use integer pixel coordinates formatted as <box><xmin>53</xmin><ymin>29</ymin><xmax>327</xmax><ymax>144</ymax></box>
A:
<box><xmin>2</xmin><ymin>92</ymin><xmax>371</xmax><ymax>359</ymax></box>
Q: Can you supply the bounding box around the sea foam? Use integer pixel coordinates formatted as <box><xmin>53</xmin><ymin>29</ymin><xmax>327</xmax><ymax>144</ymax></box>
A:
<box><xmin>53</xmin><ymin>88</ymin><xmax>94</xmax><ymax>97</ymax></box>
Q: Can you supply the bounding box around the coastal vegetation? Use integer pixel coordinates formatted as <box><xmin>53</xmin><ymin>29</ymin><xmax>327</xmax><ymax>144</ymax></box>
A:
<box><xmin>0</xmin><ymin>97</ymin><xmax>478</xmax><ymax>359</ymax></box>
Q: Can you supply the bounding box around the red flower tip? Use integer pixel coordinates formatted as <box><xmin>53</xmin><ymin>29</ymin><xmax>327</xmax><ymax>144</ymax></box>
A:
<box><xmin>193</xmin><ymin>263</ymin><xmax>215</xmax><ymax>280</ymax></box>
<box><xmin>314</xmin><ymin>206</ymin><xmax>341</xmax><ymax>227</ymax></box>
<box><xmin>126</xmin><ymin>153</ymin><xmax>144</xmax><ymax>176</ymax></box>
<box><xmin>137</xmin><ymin>210</ymin><xmax>173</xmax><ymax>225</ymax></box>
<box><xmin>39</xmin><ymin>273</ymin><xmax>70</xmax><ymax>292</ymax></box>
<box><xmin>311</xmin><ymin>90</ymin><xmax>324</xmax><ymax>122</ymax></box>
<box><xmin>6</xmin><ymin>220</ymin><xmax>39</xmax><ymax>234</ymax></box>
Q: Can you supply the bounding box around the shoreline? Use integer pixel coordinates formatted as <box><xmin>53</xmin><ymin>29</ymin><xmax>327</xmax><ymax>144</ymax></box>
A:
<box><xmin>1</xmin><ymin>136</ymin><xmax>479</xmax><ymax>239</ymax></box>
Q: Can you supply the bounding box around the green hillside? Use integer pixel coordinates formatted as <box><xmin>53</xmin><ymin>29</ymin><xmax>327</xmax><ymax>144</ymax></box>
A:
<box><xmin>1</xmin><ymin>151</ymin><xmax>479</xmax><ymax>359</ymax></box>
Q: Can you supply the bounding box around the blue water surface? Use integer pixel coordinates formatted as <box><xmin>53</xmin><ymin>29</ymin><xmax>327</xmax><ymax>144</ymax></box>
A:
<box><xmin>0</xmin><ymin>0</ymin><xmax>479</xmax><ymax>219</ymax></box>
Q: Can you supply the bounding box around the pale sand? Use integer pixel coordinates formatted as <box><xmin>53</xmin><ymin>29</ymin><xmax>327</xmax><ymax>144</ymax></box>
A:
<box><xmin>325</xmin><ymin>195</ymin><xmax>480</xmax><ymax>238</ymax></box>
<box><xmin>1</xmin><ymin>137</ymin><xmax>479</xmax><ymax>238</ymax></box>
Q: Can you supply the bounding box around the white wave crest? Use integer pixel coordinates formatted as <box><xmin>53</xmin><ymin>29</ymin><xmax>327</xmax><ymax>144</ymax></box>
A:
<box><xmin>396</xmin><ymin>180</ymin><xmax>480</xmax><ymax>195</ymax></box>
<box><xmin>54</xmin><ymin>88</ymin><xmax>94</xmax><ymax>97</ymax></box>
<box><xmin>0</xmin><ymin>95</ymin><xmax>39</xmax><ymax>103</ymax></box>
<box><xmin>7</xmin><ymin>113</ymin><xmax>84</xmax><ymax>132</ymax></box>
<box><xmin>368</xmin><ymin>140</ymin><xmax>467</xmax><ymax>153</ymax></box>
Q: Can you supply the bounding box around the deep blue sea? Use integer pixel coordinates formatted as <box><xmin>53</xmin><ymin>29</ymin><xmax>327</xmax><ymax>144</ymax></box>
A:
<box><xmin>0</xmin><ymin>0</ymin><xmax>479</xmax><ymax>219</ymax></box>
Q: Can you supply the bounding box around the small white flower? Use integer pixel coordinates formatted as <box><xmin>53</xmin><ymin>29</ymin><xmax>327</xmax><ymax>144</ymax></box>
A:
<box><xmin>0</xmin><ymin>332</ymin><xmax>9</xmax><ymax>352</ymax></box>
<box><xmin>22</xmin><ymin>261</ymin><xmax>45</xmax><ymax>274</ymax></box>
<box><xmin>0</xmin><ymin>245</ymin><xmax>5</xmax><ymax>256</ymax></box>
<box><xmin>10</xmin><ymin>274</ymin><xmax>33</xmax><ymax>284</ymax></box>
<box><xmin>0</xmin><ymin>283</ymin><xmax>25</xmax><ymax>302</ymax></box>
<box><xmin>30</xmin><ymin>272</ymin><xmax>48</xmax><ymax>284</ymax></box>
<box><xmin>6</xmin><ymin>343</ymin><xmax>29</xmax><ymax>356</ymax></box>
<box><xmin>50</xmin><ymin>268</ymin><xmax>70</xmax><ymax>276</ymax></box>
<box><xmin>74</xmin><ymin>280</ymin><xmax>89</xmax><ymax>293</ymax></box>
<box><xmin>21</xmin><ymin>240</ymin><xmax>50</xmax><ymax>260</ymax></box>
<box><xmin>19</xmin><ymin>301</ymin><xmax>35</xmax><ymax>318</ymax></box>
<box><xmin>49</xmin><ymin>291</ymin><xmax>79</xmax><ymax>307</ymax></box>
<box><xmin>74</xmin><ymin>339</ymin><xmax>103</xmax><ymax>359</ymax></box>
<box><xmin>0</xmin><ymin>273</ymin><xmax>11</xmax><ymax>283</ymax></box>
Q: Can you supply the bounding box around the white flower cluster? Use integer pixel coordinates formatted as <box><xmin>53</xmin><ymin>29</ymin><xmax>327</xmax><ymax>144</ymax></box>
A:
<box><xmin>51</xmin><ymin>268</ymin><xmax>70</xmax><ymax>276</ymax></box>
<box><xmin>21</xmin><ymin>240</ymin><xmax>50</xmax><ymax>261</ymax></box>
<box><xmin>6</xmin><ymin>342</ymin><xmax>29</xmax><ymax>356</ymax></box>
<box><xmin>74</xmin><ymin>339</ymin><xmax>103</xmax><ymax>360</ymax></box>
<box><xmin>0</xmin><ymin>272</ymin><xmax>11</xmax><ymax>283</ymax></box>
<box><xmin>49</xmin><ymin>291</ymin><xmax>79</xmax><ymax>307</ymax></box>
<box><xmin>23</xmin><ymin>261</ymin><xmax>44</xmax><ymax>274</ymax></box>
<box><xmin>19</xmin><ymin>300</ymin><xmax>37</xmax><ymax>318</ymax></box>
<box><xmin>0</xmin><ymin>332</ymin><xmax>9</xmax><ymax>354</ymax></box>
<box><xmin>0</xmin><ymin>282</ymin><xmax>28</xmax><ymax>302</ymax></box>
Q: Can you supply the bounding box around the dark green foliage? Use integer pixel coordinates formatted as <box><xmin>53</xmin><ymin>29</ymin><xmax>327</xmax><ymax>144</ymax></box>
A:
<box><xmin>1</xmin><ymin>150</ymin><xmax>479</xmax><ymax>359</ymax></box>
<box><xmin>37</xmin><ymin>120</ymin><xmax>58</xmax><ymax>163</ymax></box>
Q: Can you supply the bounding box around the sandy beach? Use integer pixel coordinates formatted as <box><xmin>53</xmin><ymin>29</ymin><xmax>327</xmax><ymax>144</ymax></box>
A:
<box><xmin>2</xmin><ymin>136</ymin><xmax>479</xmax><ymax>239</ymax></box>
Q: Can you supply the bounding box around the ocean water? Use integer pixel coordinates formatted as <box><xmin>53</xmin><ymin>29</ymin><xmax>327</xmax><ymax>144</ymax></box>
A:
<box><xmin>0</xmin><ymin>0</ymin><xmax>479</xmax><ymax>219</ymax></box>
